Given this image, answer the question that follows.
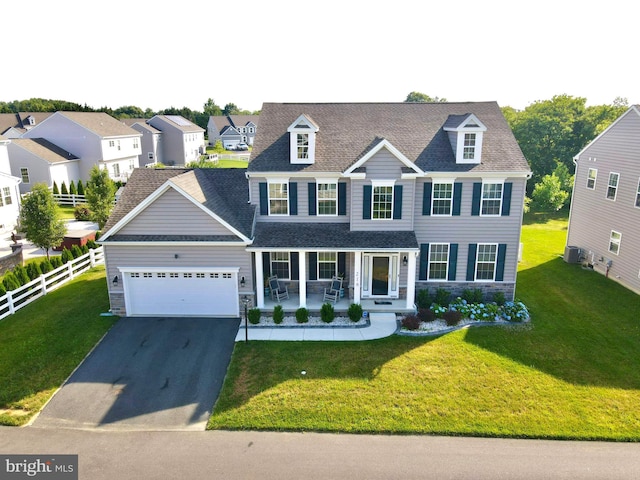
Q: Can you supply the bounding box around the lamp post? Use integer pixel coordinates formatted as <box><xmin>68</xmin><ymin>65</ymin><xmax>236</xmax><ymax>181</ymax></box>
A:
<box><xmin>242</xmin><ymin>295</ymin><xmax>250</xmax><ymax>343</ymax></box>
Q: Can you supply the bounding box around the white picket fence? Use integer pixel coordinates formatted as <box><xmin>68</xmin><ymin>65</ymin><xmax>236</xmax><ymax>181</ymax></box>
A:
<box><xmin>52</xmin><ymin>193</ymin><xmax>87</xmax><ymax>206</ymax></box>
<box><xmin>0</xmin><ymin>246</ymin><xmax>104</xmax><ymax>321</ymax></box>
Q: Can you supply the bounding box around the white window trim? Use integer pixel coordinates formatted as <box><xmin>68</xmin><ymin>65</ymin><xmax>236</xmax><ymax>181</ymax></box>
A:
<box><xmin>317</xmin><ymin>251</ymin><xmax>338</xmax><ymax>280</ymax></box>
<box><xmin>20</xmin><ymin>168</ymin><xmax>30</xmax><ymax>184</ymax></box>
<box><xmin>587</xmin><ymin>168</ymin><xmax>597</xmax><ymax>190</ymax></box>
<box><xmin>317</xmin><ymin>181</ymin><xmax>338</xmax><ymax>216</ymax></box>
<box><xmin>635</xmin><ymin>178</ymin><xmax>640</xmax><ymax>209</ymax></box>
<box><xmin>609</xmin><ymin>230</ymin><xmax>621</xmax><ymax>255</ymax></box>
<box><xmin>480</xmin><ymin>182</ymin><xmax>503</xmax><ymax>217</ymax></box>
<box><xmin>606</xmin><ymin>172</ymin><xmax>620</xmax><ymax>201</ymax></box>
<box><xmin>371</xmin><ymin>183</ymin><xmax>395</xmax><ymax>220</ymax></box>
<box><xmin>268</xmin><ymin>181</ymin><xmax>290</xmax><ymax>216</ymax></box>
<box><xmin>427</xmin><ymin>243</ymin><xmax>450</xmax><ymax>281</ymax></box>
<box><xmin>271</xmin><ymin>252</ymin><xmax>291</xmax><ymax>280</ymax></box>
<box><xmin>431</xmin><ymin>182</ymin><xmax>454</xmax><ymax>216</ymax></box>
<box><xmin>475</xmin><ymin>243</ymin><xmax>498</xmax><ymax>282</ymax></box>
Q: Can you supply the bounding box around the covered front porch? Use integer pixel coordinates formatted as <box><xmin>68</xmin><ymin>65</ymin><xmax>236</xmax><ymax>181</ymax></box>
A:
<box><xmin>261</xmin><ymin>292</ymin><xmax>414</xmax><ymax>314</ymax></box>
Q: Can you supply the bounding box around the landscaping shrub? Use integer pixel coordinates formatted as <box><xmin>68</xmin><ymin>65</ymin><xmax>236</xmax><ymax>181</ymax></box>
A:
<box><xmin>347</xmin><ymin>303</ymin><xmax>363</xmax><ymax>322</ymax></box>
<box><xmin>402</xmin><ymin>314</ymin><xmax>421</xmax><ymax>330</ymax></box>
<box><xmin>13</xmin><ymin>265</ymin><xmax>30</xmax><ymax>286</ymax></box>
<box><xmin>500</xmin><ymin>301</ymin><xmax>530</xmax><ymax>322</ymax></box>
<box><xmin>431</xmin><ymin>304</ymin><xmax>447</xmax><ymax>318</ymax></box>
<box><xmin>443</xmin><ymin>309</ymin><xmax>462</xmax><ymax>326</ymax></box>
<box><xmin>50</xmin><ymin>256</ymin><xmax>63</xmax><ymax>269</ymax></box>
<box><xmin>295</xmin><ymin>307</ymin><xmax>309</xmax><ymax>324</ymax></box>
<box><xmin>81</xmin><ymin>244</ymin><xmax>90</xmax><ymax>255</ymax></box>
<box><xmin>320</xmin><ymin>303</ymin><xmax>335</xmax><ymax>323</ymax></box>
<box><xmin>60</xmin><ymin>182</ymin><xmax>68</xmax><ymax>195</ymax></box>
<box><xmin>493</xmin><ymin>291</ymin><xmax>506</xmax><ymax>306</ymax></box>
<box><xmin>70</xmin><ymin>245</ymin><xmax>83</xmax><ymax>258</ymax></box>
<box><xmin>60</xmin><ymin>248</ymin><xmax>72</xmax><ymax>264</ymax></box>
<box><xmin>76</xmin><ymin>180</ymin><xmax>84</xmax><ymax>196</ymax></box>
<box><xmin>248</xmin><ymin>308</ymin><xmax>261</xmax><ymax>325</ymax></box>
<box><xmin>2</xmin><ymin>272</ymin><xmax>21</xmax><ymax>291</ymax></box>
<box><xmin>273</xmin><ymin>305</ymin><xmax>284</xmax><ymax>324</ymax></box>
<box><xmin>69</xmin><ymin>180</ymin><xmax>77</xmax><ymax>195</ymax></box>
<box><xmin>74</xmin><ymin>204</ymin><xmax>92</xmax><ymax>221</ymax></box>
<box><xmin>26</xmin><ymin>262</ymin><xmax>42</xmax><ymax>281</ymax></box>
<box><xmin>416</xmin><ymin>288</ymin><xmax>430</xmax><ymax>309</ymax></box>
<box><xmin>52</xmin><ymin>181</ymin><xmax>59</xmax><ymax>195</ymax></box>
<box><xmin>462</xmin><ymin>288</ymin><xmax>484</xmax><ymax>304</ymax></box>
<box><xmin>0</xmin><ymin>283</ymin><xmax>5</xmax><ymax>296</ymax></box>
<box><xmin>417</xmin><ymin>308</ymin><xmax>436</xmax><ymax>323</ymax></box>
<box><xmin>39</xmin><ymin>259</ymin><xmax>53</xmax><ymax>274</ymax></box>
<box><xmin>434</xmin><ymin>288</ymin><xmax>450</xmax><ymax>306</ymax></box>
<box><xmin>86</xmin><ymin>239</ymin><xmax>98</xmax><ymax>249</ymax></box>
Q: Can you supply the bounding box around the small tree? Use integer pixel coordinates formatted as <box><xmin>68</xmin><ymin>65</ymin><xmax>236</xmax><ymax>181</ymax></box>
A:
<box><xmin>2</xmin><ymin>272</ymin><xmax>21</xmax><ymax>291</ymax></box>
<box><xmin>531</xmin><ymin>173</ymin><xmax>569</xmax><ymax>211</ymax></box>
<box><xmin>39</xmin><ymin>258</ymin><xmax>54</xmax><ymax>274</ymax></box>
<box><xmin>52</xmin><ymin>181</ymin><xmax>59</xmax><ymax>195</ymax></box>
<box><xmin>26</xmin><ymin>262</ymin><xmax>43</xmax><ymax>281</ymax></box>
<box><xmin>13</xmin><ymin>265</ymin><xmax>30</xmax><ymax>286</ymax></box>
<box><xmin>85</xmin><ymin>166</ymin><xmax>116</xmax><ymax>229</ymax></box>
<box><xmin>76</xmin><ymin>179</ymin><xmax>85</xmax><ymax>196</ymax></box>
<box><xmin>69</xmin><ymin>180</ymin><xmax>77</xmax><ymax>195</ymax></box>
<box><xmin>60</xmin><ymin>182</ymin><xmax>68</xmax><ymax>195</ymax></box>
<box><xmin>19</xmin><ymin>183</ymin><xmax>66</xmax><ymax>259</ymax></box>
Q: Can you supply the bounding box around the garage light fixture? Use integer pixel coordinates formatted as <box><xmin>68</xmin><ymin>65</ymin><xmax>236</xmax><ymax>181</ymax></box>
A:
<box><xmin>112</xmin><ymin>275</ymin><xmax>119</xmax><ymax>285</ymax></box>
<box><xmin>402</xmin><ymin>255</ymin><xmax>408</xmax><ymax>267</ymax></box>
<box><xmin>174</xmin><ymin>254</ymin><xmax>179</xmax><ymax>259</ymax></box>
<box><xmin>240</xmin><ymin>276</ymin><xmax>246</xmax><ymax>288</ymax></box>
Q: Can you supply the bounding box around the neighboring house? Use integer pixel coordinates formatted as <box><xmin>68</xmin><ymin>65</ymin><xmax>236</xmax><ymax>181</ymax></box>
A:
<box><xmin>565</xmin><ymin>104</ymin><xmax>640</xmax><ymax>295</ymax></box>
<box><xmin>20</xmin><ymin>111</ymin><xmax>142</xmax><ymax>183</ymax></box>
<box><xmin>127</xmin><ymin>121</ymin><xmax>162</xmax><ymax>167</ymax></box>
<box><xmin>0</xmin><ymin>136</ymin><xmax>22</xmax><ymax>233</ymax></box>
<box><xmin>208</xmin><ymin>115</ymin><xmax>259</xmax><ymax>148</ymax></box>
<box><xmin>7</xmin><ymin>138</ymin><xmax>80</xmax><ymax>195</ymax></box>
<box><xmin>0</xmin><ymin>112</ymin><xmax>53</xmax><ymax>138</ymax></box>
<box><xmin>145</xmin><ymin>115</ymin><xmax>205</xmax><ymax>165</ymax></box>
<box><xmin>100</xmin><ymin>102</ymin><xmax>530</xmax><ymax>318</ymax></box>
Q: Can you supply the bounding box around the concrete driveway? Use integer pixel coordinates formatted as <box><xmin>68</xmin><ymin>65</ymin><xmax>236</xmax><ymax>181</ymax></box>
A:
<box><xmin>33</xmin><ymin>316</ymin><xmax>240</xmax><ymax>431</ymax></box>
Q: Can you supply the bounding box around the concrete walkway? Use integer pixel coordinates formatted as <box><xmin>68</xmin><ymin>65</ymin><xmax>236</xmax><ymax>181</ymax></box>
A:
<box><xmin>234</xmin><ymin>312</ymin><xmax>398</xmax><ymax>341</ymax></box>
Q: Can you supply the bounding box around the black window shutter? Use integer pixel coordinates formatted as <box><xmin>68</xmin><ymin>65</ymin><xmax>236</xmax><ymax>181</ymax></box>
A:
<box><xmin>363</xmin><ymin>185</ymin><xmax>372</xmax><ymax>219</ymax></box>
<box><xmin>308</xmin><ymin>252</ymin><xmax>317</xmax><ymax>280</ymax></box>
<box><xmin>466</xmin><ymin>244</ymin><xmax>477</xmax><ymax>281</ymax></box>
<box><xmin>422</xmin><ymin>182</ymin><xmax>432</xmax><ymax>216</ymax></box>
<box><xmin>290</xmin><ymin>252</ymin><xmax>299</xmax><ymax>280</ymax></box>
<box><xmin>419</xmin><ymin>244</ymin><xmax>429</xmax><ymax>280</ymax></box>
<box><xmin>338</xmin><ymin>252</ymin><xmax>346</xmax><ymax>278</ymax></box>
<box><xmin>496</xmin><ymin>244</ymin><xmax>507</xmax><ymax>281</ymax></box>
<box><xmin>448</xmin><ymin>243</ymin><xmax>458</xmax><ymax>281</ymax></box>
<box><xmin>338</xmin><ymin>183</ymin><xmax>347</xmax><ymax>216</ymax></box>
<box><xmin>262</xmin><ymin>252</ymin><xmax>271</xmax><ymax>278</ymax></box>
<box><xmin>393</xmin><ymin>185</ymin><xmax>403</xmax><ymax>219</ymax></box>
<box><xmin>259</xmin><ymin>182</ymin><xmax>268</xmax><ymax>215</ymax></box>
<box><xmin>471</xmin><ymin>183</ymin><xmax>482</xmax><ymax>216</ymax></box>
<box><xmin>289</xmin><ymin>182</ymin><xmax>298</xmax><ymax>215</ymax></box>
<box><xmin>501</xmin><ymin>183</ymin><xmax>512</xmax><ymax>216</ymax></box>
<box><xmin>308</xmin><ymin>182</ymin><xmax>316</xmax><ymax>216</ymax></box>
<box><xmin>452</xmin><ymin>183</ymin><xmax>462</xmax><ymax>216</ymax></box>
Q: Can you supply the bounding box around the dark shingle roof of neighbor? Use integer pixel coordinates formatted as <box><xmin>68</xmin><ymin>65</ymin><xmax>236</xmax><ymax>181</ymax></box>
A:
<box><xmin>102</xmin><ymin>168</ymin><xmax>255</xmax><ymax>239</ymax></box>
<box><xmin>248</xmin><ymin>102</ymin><xmax>530</xmax><ymax>174</ymax></box>
<box><xmin>250</xmin><ymin>223</ymin><xmax>419</xmax><ymax>250</ymax></box>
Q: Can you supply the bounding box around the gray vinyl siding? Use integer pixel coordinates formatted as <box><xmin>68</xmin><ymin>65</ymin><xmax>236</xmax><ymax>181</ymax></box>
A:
<box><xmin>104</xmin><ymin>244</ymin><xmax>253</xmax><ymax>315</ymax></box>
<box><xmin>567</xmin><ymin>108</ymin><xmax>640</xmax><ymax>294</ymax></box>
<box><xmin>414</xmin><ymin>177</ymin><xmax>527</xmax><ymax>283</ymax></box>
<box><xmin>118</xmin><ymin>188</ymin><xmax>237</xmax><ymax>236</ymax></box>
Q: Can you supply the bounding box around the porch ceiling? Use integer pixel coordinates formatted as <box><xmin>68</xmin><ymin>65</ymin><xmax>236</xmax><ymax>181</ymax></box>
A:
<box><xmin>249</xmin><ymin>222</ymin><xmax>419</xmax><ymax>250</ymax></box>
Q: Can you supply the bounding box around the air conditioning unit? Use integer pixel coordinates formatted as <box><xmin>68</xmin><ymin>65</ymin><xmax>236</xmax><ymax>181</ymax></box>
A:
<box><xmin>563</xmin><ymin>246</ymin><xmax>580</xmax><ymax>264</ymax></box>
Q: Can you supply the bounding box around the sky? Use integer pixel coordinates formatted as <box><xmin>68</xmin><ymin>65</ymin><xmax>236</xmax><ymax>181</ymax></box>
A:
<box><xmin>4</xmin><ymin>0</ymin><xmax>636</xmax><ymax>113</ymax></box>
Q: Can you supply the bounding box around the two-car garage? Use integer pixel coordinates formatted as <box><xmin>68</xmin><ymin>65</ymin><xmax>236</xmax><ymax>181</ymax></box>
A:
<box><xmin>120</xmin><ymin>268</ymin><xmax>240</xmax><ymax>317</ymax></box>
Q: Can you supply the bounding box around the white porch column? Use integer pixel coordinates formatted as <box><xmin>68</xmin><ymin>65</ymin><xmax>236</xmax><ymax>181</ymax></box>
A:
<box><xmin>406</xmin><ymin>251</ymin><xmax>417</xmax><ymax>309</ymax></box>
<box><xmin>353</xmin><ymin>251</ymin><xmax>362</xmax><ymax>304</ymax></box>
<box><xmin>298</xmin><ymin>250</ymin><xmax>307</xmax><ymax>308</ymax></box>
<box><xmin>255</xmin><ymin>251</ymin><xmax>264</xmax><ymax>308</ymax></box>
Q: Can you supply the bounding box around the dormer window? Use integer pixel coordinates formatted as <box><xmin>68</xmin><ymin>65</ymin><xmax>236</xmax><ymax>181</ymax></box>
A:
<box><xmin>444</xmin><ymin>114</ymin><xmax>486</xmax><ymax>164</ymax></box>
<box><xmin>288</xmin><ymin>114</ymin><xmax>319</xmax><ymax>164</ymax></box>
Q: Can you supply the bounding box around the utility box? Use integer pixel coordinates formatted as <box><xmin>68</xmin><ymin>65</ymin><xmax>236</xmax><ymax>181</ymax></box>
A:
<box><xmin>564</xmin><ymin>245</ymin><xmax>580</xmax><ymax>264</ymax></box>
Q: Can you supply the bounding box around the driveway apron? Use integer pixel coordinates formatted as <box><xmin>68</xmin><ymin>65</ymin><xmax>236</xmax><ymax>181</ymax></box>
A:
<box><xmin>33</xmin><ymin>317</ymin><xmax>240</xmax><ymax>431</ymax></box>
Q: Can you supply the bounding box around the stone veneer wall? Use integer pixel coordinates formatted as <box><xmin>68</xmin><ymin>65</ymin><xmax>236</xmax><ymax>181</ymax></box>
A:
<box><xmin>415</xmin><ymin>282</ymin><xmax>516</xmax><ymax>303</ymax></box>
<box><xmin>0</xmin><ymin>247</ymin><xmax>24</xmax><ymax>276</ymax></box>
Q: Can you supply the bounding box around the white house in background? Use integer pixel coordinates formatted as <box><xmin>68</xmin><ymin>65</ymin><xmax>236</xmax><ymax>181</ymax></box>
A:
<box><xmin>146</xmin><ymin>115</ymin><xmax>205</xmax><ymax>166</ymax></box>
<box><xmin>21</xmin><ymin>111</ymin><xmax>142</xmax><ymax>182</ymax></box>
<box><xmin>7</xmin><ymin>138</ymin><xmax>80</xmax><ymax>195</ymax></box>
<box><xmin>0</xmin><ymin>136</ymin><xmax>22</xmax><ymax>233</ymax></box>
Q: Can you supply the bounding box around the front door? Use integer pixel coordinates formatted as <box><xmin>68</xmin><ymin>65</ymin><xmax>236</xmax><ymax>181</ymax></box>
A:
<box><xmin>362</xmin><ymin>254</ymin><xmax>399</xmax><ymax>298</ymax></box>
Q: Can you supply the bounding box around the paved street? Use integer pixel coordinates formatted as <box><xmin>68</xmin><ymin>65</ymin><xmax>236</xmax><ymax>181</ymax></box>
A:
<box><xmin>2</xmin><ymin>427</ymin><xmax>640</xmax><ymax>479</ymax></box>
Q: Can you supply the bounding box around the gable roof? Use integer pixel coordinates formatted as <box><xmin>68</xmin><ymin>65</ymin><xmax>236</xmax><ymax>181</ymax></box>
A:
<box><xmin>0</xmin><ymin>112</ymin><xmax>53</xmax><ymax>136</ymax></box>
<box><xmin>102</xmin><ymin>168</ymin><xmax>255</xmax><ymax>240</ymax></box>
<box><xmin>248</xmin><ymin>102</ymin><xmax>529</xmax><ymax>174</ymax></box>
<box><xmin>149</xmin><ymin>115</ymin><xmax>205</xmax><ymax>133</ymax></box>
<box><xmin>573</xmin><ymin>105</ymin><xmax>640</xmax><ymax>159</ymax></box>
<box><xmin>209</xmin><ymin>115</ymin><xmax>260</xmax><ymax>132</ymax></box>
<box><xmin>9</xmin><ymin>138</ymin><xmax>79</xmax><ymax>163</ymax></box>
<box><xmin>53</xmin><ymin>112</ymin><xmax>142</xmax><ymax>138</ymax></box>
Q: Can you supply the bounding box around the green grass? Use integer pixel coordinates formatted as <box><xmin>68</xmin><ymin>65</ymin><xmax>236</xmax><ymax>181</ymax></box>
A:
<box><xmin>217</xmin><ymin>159</ymin><xmax>249</xmax><ymax>168</ymax></box>
<box><xmin>0</xmin><ymin>266</ymin><xmax>116</xmax><ymax>426</ymax></box>
<box><xmin>209</xmin><ymin>213</ymin><xmax>640</xmax><ymax>440</ymax></box>
<box><xmin>57</xmin><ymin>205</ymin><xmax>77</xmax><ymax>220</ymax></box>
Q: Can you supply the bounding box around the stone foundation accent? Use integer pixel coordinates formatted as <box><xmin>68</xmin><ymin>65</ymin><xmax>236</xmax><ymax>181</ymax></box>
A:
<box><xmin>415</xmin><ymin>282</ymin><xmax>515</xmax><ymax>303</ymax></box>
<box><xmin>0</xmin><ymin>246</ymin><xmax>23</xmax><ymax>275</ymax></box>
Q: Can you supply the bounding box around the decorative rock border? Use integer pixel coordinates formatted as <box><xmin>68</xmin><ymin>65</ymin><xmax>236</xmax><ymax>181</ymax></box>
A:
<box><xmin>395</xmin><ymin>317</ymin><xmax>530</xmax><ymax>337</ymax></box>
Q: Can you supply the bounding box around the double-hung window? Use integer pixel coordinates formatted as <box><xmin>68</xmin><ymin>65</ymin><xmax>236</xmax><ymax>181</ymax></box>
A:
<box><xmin>271</xmin><ymin>252</ymin><xmax>290</xmax><ymax>279</ymax></box>
<box><xmin>428</xmin><ymin>244</ymin><xmax>449</xmax><ymax>280</ymax></box>
<box><xmin>607</xmin><ymin>173</ymin><xmax>619</xmax><ymax>200</ymax></box>
<box><xmin>432</xmin><ymin>183</ymin><xmax>453</xmax><ymax>215</ymax></box>
<box><xmin>481</xmin><ymin>183</ymin><xmax>502</xmax><ymax>215</ymax></box>
<box><xmin>2</xmin><ymin>187</ymin><xmax>12</xmax><ymax>206</ymax></box>
<box><xmin>318</xmin><ymin>252</ymin><xmax>337</xmax><ymax>279</ymax></box>
<box><xmin>463</xmin><ymin>133</ymin><xmax>477</xmax><ymax>160</ymax></box>
<box><xmin>112</xmin><ymin>164</ymin><xmax>120</xmax><ymax>178</ymax></box>
<box><xmin>609</xmin><ymin>231</ymin><xmax>621</xmax><ymax>255</ymax></box>
<box><xmin>372</xmin><ymin>185</ymin><xmax>393</xmax><ymax>219</ymax></box>
<box><xmin>20</xmin><ymin>168</ymin><xmax>30</xmax><ymax>184</ymax></box>
<box><xmin>297</xmin><ymin>134</ymin><xmax>309</xmax><ymax>160</ymax></box>
<box><xmin>475</xmin><ymin>244</ymin><xmax>498</xmax><ymax>281</ymax></box>
<box><xmin>268</xmin><ymin>183</ymin><xmax>289</xmax><ymax>215</ymax></box>
<box><xmin>587</xmin><ymin>168</ymin><xmax>597</xmax><ymax>189</ymax></box>
<box><xmin>317</xmin><ymin>183</ymin><xmax>337</xmax><ymax>215</ymax></box>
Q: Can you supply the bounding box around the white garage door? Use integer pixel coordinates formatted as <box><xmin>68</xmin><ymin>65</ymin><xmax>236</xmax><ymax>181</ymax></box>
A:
<box><xmin>124</xmin><ymin>270</ymin><xmax>239</xmax><ymax>317</ymax></box>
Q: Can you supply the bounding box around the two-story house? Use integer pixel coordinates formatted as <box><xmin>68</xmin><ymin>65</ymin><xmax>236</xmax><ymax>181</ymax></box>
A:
<box><xmin>19</xmin><ymin>111</ymin><xmax>142</xmax><ymax>185</ymax></box>
<box><xmin>565</xmin><ymin>105</ymin><xmax>640</xmax><ymax>295</ymax></box>
<box><xmin>0</xmin><ymin>112</ymin><xmax>53</xmax><ymax>139</ymax></box>
<box><xmin>0</xmin><ymin>135</ymin><xmax>22</xmax><ymax>234</ymax></box>
<box><xmin>144</xmin><ymin>115</ymin><xmax>205</xmax><ymax>165</ymax></box>
<box><xmin>208</xmin><ymin>115</ymin><xmax>259</xmax><ymax>149</ymax></box>
<box><xmin>99</xmin><ymin>102</ymin><xmax>530</xmax><ymax>318</ymax></box>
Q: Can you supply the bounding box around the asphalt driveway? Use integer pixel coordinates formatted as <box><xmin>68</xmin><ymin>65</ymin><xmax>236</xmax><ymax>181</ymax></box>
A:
<box><xmin>33</xmin><ymin>316</ymin><xmax>240</xmax><ymax>431</ymax></box>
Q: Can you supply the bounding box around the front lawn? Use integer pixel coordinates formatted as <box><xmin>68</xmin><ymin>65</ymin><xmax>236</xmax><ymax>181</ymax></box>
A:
<box><xmin>0</xmin><ymin>266</ymin><xmax>116</xmax><ymax>426</ymax></box>
<box><xmin>209</xmin><ymin>214</ymin><xmax>640</xmax><ymax>440</ymax></box>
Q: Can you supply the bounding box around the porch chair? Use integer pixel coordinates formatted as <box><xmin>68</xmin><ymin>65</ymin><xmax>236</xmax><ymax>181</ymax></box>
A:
<box><xmin>269</xmin><ymin>275</ymin><xmax>289</xmax><ymax>302</ymax></box>
<box><xmin>323</xmin><ymin>275</ymin><xmax>343</xmax><ymax>304</ymax></box>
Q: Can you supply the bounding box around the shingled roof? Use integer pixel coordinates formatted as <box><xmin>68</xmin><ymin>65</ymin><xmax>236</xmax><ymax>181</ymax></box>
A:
<box><xmin>10</xmin><ymin>138</ymin><xmax>79</xmax><ymax>163</ymax></box>
<box><xmin>102</xmin><ymin>168</ymin><xmax>255</xmax><ymax>239</ymax></box>
<box><xmin>248</xmin><ymin>102</ymin><xmax>529</xmax><ymax>174</ymax></box>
